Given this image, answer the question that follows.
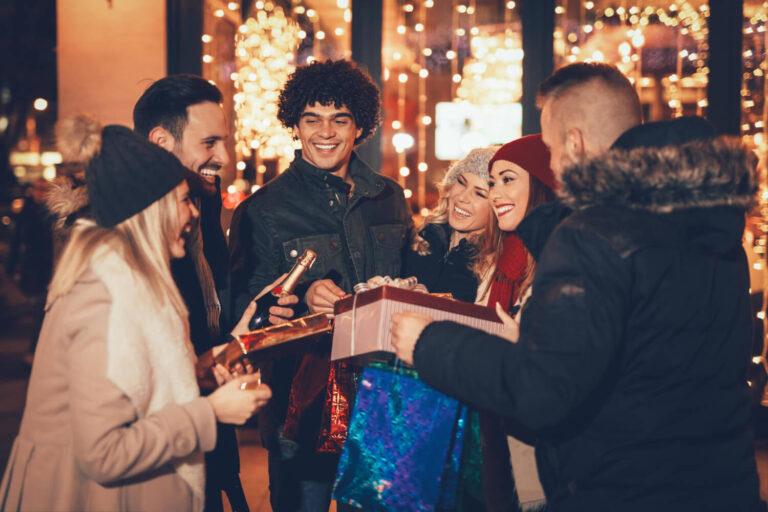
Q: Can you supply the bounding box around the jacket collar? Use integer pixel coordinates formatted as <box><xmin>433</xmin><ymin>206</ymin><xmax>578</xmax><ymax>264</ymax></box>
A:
<box><xmin>292</xmin><ymin>150</ymin><xmax>385</xmax><ymax>199</ymax></box>
<box><xmin>559</xmin><ymin>137</ymin><xmax>757</xmax><ymax>214</ymax></box>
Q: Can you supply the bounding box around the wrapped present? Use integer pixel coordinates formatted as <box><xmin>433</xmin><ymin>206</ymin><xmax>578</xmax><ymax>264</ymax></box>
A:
<box><xmin>333</xmin><ymin>365</ymin><xmax>467</xmax><ymax>511</ymax></box>
<box><xmin>214</xmin><ymin>312</ymin><xmax>332</xmax><ymax>369</ymax></box>
<box><xmin>332</xmin><ymin>284</ymin><xmax>504</xmax><ymax>362</ymax></box>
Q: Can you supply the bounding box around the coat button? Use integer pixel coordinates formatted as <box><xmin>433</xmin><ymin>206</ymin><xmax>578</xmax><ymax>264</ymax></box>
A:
<box><xmin>289</xmin><ymin>249</ymin><xmax>298</xmax><ymax>258</ymax></box>
<box><xmin>329</xmin><ymin>200</ymin><xmax>334</xmax><ymax>206</ymax></box>
<box><xmin>330</xmin><ymin>242</ymin><xmax>339</xmax><ymax>250</ymax></box>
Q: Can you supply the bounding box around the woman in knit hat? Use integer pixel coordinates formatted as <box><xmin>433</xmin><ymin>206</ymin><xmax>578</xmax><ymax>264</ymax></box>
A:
<box><xmin>404</xmin><ymin>146</ymin><xmax>498</xmax><ymax>303</ymax></box>
<box><xmin>0</xmin><ymin>117</ymin><xmax>270</xmax><ymax>512</ymax></box>
<box><xmin>394</xmin><ymin>134</ymin><xmax>557</xmax><ymax>512</ymax></box>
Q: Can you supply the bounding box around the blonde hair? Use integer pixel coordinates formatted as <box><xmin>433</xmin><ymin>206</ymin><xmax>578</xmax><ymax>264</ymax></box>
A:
<box><xmin>47</xmin><ymin>187</ymin><xmax>187</xmax><ymax>320</ymax></box>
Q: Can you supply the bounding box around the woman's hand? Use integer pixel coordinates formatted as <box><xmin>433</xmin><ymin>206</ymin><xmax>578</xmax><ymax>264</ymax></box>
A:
<box><xmin>390</xmin><ymin>311</ymin><xmax>435</xmax><ymax>365</ymax></box>
<box><xmin>495</xmin><ymin>302</ymin><xmax>520</xmax><ymax>343</ymax></box>
<box><xmin>206</xmin><ymin>374</ymin><xmax>272</xmax><ymax>425</ymax></box>
<box><xmin>231</xmin><ymin>274</ymin><xmax>301</xmax><ymax>336</ymax></box>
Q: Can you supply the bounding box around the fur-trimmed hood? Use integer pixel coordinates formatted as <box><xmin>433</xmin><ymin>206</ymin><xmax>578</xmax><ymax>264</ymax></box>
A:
<box><xmin>560</xmin><ymin>137</ymin><xmax>758</xmax><ymax>214</ymax></box>
<box><xmin>47</xmin><ymin>175</ymin><xmax>90</xmax><ymax>227</ymax></box>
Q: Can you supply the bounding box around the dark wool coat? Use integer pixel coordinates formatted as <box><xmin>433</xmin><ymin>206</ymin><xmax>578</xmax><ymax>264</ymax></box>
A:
<box><xmin>414</xmin><ymin>136</ymin><xmax>761</xmax><ymax>511</ymax></box>
<box><xmin>403</xmin><ymin>222</ymin><xmax>480</xmax><ymax>303</ymax></box>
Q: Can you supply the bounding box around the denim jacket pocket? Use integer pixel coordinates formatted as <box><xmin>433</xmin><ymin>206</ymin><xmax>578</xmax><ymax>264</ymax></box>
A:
<box><xmin>282</xmin><ymin>233</ymin><xmax>344</xmax><ymax>282</ymax></box>
<box><xmin>369</xmin><ymin>223</ymin><xmax>407</xmax><ymax>277</ymax></box>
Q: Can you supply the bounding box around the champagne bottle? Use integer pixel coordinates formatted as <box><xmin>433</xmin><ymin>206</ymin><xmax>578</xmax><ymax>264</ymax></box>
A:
<box><xmin>247</xmin><ymin>249</ymin><xmax>317</xmax><ymax>331</ymax></box>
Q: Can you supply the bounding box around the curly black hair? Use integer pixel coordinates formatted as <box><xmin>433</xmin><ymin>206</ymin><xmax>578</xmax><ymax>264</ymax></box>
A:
<box><xmin>278</xmin><ymin>59</ymin><xmax>381</xmax><ymax>145</ymax></box>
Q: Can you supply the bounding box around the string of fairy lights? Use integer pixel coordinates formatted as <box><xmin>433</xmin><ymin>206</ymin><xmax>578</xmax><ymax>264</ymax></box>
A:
<box><xmin>201</xmin><ymin>2</ymin><xmax>767</xmax><ymax>214</ymax></box>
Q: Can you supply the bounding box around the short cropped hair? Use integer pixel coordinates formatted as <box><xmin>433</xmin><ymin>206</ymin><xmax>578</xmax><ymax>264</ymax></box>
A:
<box><xmin>536</xmin><ymin>62</ymin><xmax>637</xmax><ymax>108</ymax></box>
<box><xmin>277</xmin><ymin>59</ymin><xmax>382</xmax><ymax>145</ymax></box>
<box><xmin>133</xmin><ymin>74</ymin><xmax>222</xmax><ymax>140</ymax></box>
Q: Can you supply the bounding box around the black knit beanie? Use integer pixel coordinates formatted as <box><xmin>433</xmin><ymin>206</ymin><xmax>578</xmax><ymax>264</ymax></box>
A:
<box><xmin>85</xmin><ymin>125</ymin><xmax>188</xmax><ymax>227</ymax></box>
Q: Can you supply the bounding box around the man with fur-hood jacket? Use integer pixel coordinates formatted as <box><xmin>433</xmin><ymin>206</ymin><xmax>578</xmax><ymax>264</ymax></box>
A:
<box><xmin>392</xmin><ymin>116</ymin><xmax>761</xmax><ymax>512</ymax></box>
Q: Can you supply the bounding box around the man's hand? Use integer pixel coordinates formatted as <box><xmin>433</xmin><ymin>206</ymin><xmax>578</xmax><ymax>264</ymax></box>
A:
<box><xmin>305</xmin><ymin>279</ymin><xmax>347</xmax><ymax>314</ymax></box>
<box><xmin>390</xmin><ymin>311</ymin><xmax>435</xmax><ymax>365</ymax></box>
<box><xmin>495</xmin><ymin>302</ymin><xmax>520</xmax><ymax>343</ymax></box>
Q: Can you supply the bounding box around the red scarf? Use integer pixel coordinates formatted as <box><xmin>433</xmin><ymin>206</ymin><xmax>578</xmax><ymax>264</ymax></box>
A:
<box><xmin>487</xmin><ymin>233</ymin><xmax>528</xmax><ymax>311</ymax></box>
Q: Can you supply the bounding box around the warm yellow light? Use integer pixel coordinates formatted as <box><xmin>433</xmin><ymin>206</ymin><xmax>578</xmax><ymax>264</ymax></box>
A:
<box><xmin>335</xmin><ymin>27</ymin><xmax>344</xmax><ymax>36</ymax></box>
<box><xmin>457</xmin><ymin>28</ymin><xmax>466</xmax><ymax>36</ymax></box>
<box><xmin>236</xmin><ymin>161</ymin><xmax>247</xmax><ymax>171</ymax></box>
<box><xmin>404</xmin><ymin>3</ymin><xmax>414</xmax><ymax>12</ymax></box>
<box><xmin>316</xmin><ymin>30</ymin><xmax>326</xmax><ymax>40</ymax></box>
<box><xmin>33</xmin><ymin>98</ymin><xmax>48</xmax><ymax>111</ymax></box>
<box><xmin>452</xmin><ymin>74</ymin><xmax>462</xmax><ymax>83</ymax></box>
<box><xmin>618</xmin><ymin>42</ymin><xmax>631</xmax><ymax>57</ymax></box>
<box><xmin>506</xmin><ymin>1</ymin><xmax>516</xmax><ymax>9</ymax></box>
<box><xmin>344</xmin><ymin>8</ymin><xmax>351</xmax><ymax>22</ymax></box>
<box><xmin>397</xmin><ymin>25</ymin><xmax>406</xmax><ymax>34</ymax></box>
<box><xmin>425</xmin><ymin>0</ymin><xmax>434</xmax><ymax>6</ymax></box>
<box><xmin>202</xmin><ymin>34</ymin><xmax>212</xmax><ymax>43</ymax></box>
<box><xmin>227</xmin><ymin>185</ymin><xmax>237</xmax><ymax>194</ymax></box>
<box><xmin>294</xmin><ymin>5</ymin><xmax>305</xmax><ymax>14</ymax></box>
<box><xmin>631</xmin><ymin>32</ymin><xmax>645</xmax><ymax>47</ymax></box>
<box><xmin>398</xmin><ymin>73</ymin><xmax>408</xmax><ymax>83</ymax></box>
<box><xmin>214</xmin><ymin>9</ymin><xmax>225</xmax><ymax>17</ymax></box>
<box><xmin>228</xmin><ymin>2</ymin><xmax>238</xmax><ymax>10</ymax></box>
<box><xmin>420</xmin><ymin>207</ymin><xmax>430</xmax><ymax>216</ymax></box>
<box><xmin>404</xmin><ymin>189</ymin><xmax>413</xmax><ymax>198</ymax></box>
<box><xmin>298</xmin><ymin>30</ymin><xmax>307</xmax><ymax>39</ymax></box>
<box><xmin>585</xmin><ymin>1</ymin><xmax>594</xmax><ymax>9</ymax></box>
<box><xmin>446</xmin><ymin>50</ymin><xmax>456</xmax><ymax>59</ymax></box>
<box><xmin>251</xmin><ymin>185</ymin><xmax>260</xmax><ymax>193</ymax></box>
<box><xmin>470</xmin><ymin>27</ymin><xmax>479</xmax><ymax>35</ymax></box>
<box><xmin>393</xmin><ymin>51</ymin><xmax>402</xmax><ymax>61</ymax></box>
<box><xmin>392</xmin><ymin>120</ymin><xmax>402</xmax><ymax>130</ymax></box>
<box><xmin>555</xmin><ymin>5</ymin><xmax>565</xmax><ymax>14</ymax></box>
<box><xmin>423</xmin><ymin>48</ymin><xmax>433</xmax><ymax>57</ymax></box>
<box><xmin>306</xmin><ymin>9</ymin><xmax>316</xmax><ymax>17</ymax></box>
<box><xmin>415</xmin><ymin>23</ymin><xmax>424</xmax><ymax>32</ymax></box>
<box><xmin>421</xmin><ymin>115</ymin><xmax>432</xmax><ymax>125</ymax></box>
<box><xmin>605</xmin><ymin>7</ymin><xmax>615</xmax><ymax>16</ymax></box>
<box><xmin>399</xmin><ymin>166</ymin><xmax>411</xmax><ymax>177</ymax></box>
<box><xmin>203</xmin><ymin>54</ymin><xmax>213</xmax><ymax>63</ymax></box>
<box><xmin>457</xmin><ymin>4</ymin><xmax>467</xmax><ymax>13</ymax></box>
<box><xmin>418</xmin><ymin>162</ymin><xmax>428</xmax><ymax>172</ymax></box>
<box><xmin>583</xmin><ymin>24</ymin><xmax>593</xmax><ymax>33</ymax></box>
<box><xmin>419</xmin><ymin>68</ymin><xmax>429</xmax><ymax>78</ymax></box>
<box><xmin>337</xmin><ymin>0</ymin><xmax>349</xmax><ymax>8</ymax></box>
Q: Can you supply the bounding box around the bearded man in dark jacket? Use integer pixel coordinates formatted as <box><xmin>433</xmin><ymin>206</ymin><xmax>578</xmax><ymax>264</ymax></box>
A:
<box><xmin>392</xmin><ymin>66</ymin><xmax>761</xmax><ymax>510</ymax></box>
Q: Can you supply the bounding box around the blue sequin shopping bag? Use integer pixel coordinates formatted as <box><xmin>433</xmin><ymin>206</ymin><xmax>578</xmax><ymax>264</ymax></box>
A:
<box><xmin>332</xmin><ymin>364</ymin><xmax>467</xmax><ymax>511</ymax></box>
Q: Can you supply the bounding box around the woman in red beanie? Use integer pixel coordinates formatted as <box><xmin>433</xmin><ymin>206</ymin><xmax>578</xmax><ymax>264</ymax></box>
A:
<box><xmin>395</xmin><ymin>134</ymin><xmax>558</xmax><ymax>512</ymax></box>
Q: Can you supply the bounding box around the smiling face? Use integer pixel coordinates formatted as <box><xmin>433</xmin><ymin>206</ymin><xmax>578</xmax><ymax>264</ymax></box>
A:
<box><xmin>174</xmin><ymin>101</ymin><xmax>230</xmax><ymax>183</ymax></box>
<box><xmin>169</xmin><ymin>180</ymin><xmax>199</xmax><ymax>259</ymax></box>
<box><xmin>447</xmin><ymin>172</ymin><xmax>491</xmax><ymax>236</ymax></box>
<box><xmin>488</xmin><ymin>159</ymin><xmax>531</xmax><ymax>232</ymax></box>
<box><xmin>294</xmin><ymin>102</ymin><xmax>363</xmax><ymax>179</ymax></box>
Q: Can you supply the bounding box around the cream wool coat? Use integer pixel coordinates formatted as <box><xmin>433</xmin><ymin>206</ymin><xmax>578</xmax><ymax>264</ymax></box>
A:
<box><xmin>0</xmin><ymin>252</ymin><xmax>217</xmax><ymax>511</ymax></box>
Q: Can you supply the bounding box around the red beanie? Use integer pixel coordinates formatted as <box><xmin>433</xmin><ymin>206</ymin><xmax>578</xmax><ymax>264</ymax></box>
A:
<box><xmin>487</xmin><ymin>133</ymin><xmax>557</xmax><ymax>192</ymax></box>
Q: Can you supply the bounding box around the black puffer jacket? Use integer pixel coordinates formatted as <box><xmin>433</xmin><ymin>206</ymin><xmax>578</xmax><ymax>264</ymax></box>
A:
<box><xmin>415</xmin><ymin>129</ymin><xmax>760</xmax><ymax>511</ymax></box>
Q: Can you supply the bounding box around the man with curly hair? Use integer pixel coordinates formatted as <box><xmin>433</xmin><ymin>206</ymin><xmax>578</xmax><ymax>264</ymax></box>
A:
<box><xmin>228</xmin><ymin>59</ymin><xmax>412</xmax><ymax>511</ymax></box>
